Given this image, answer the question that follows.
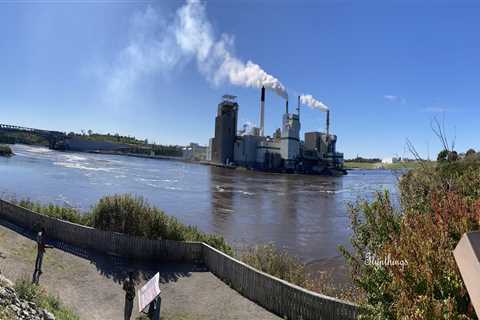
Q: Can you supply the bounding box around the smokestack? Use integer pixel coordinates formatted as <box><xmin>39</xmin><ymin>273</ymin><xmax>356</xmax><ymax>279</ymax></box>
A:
<box><xmin>326</xmin><ymin>110</ymin><xmax>330</xmax><ymax>141</ymax></box>
<box><xmin>285</xmin><ymin>99</ymin><xmax>289</xmax><ymax>114</ymax></box>
<box><xmin>297</xmin><ymin>95</ymin><xmax>300</xmax><ymax>119</ymax></box>
<box><xmin>260</xmin><ymin>86</ymin><xmax>265</xmax><ymax>136</ymax></box>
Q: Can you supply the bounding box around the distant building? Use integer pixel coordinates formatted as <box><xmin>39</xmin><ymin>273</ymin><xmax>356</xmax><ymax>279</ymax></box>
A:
<box><xmin>382</xmin><ymin>157</ymin><xmax>401</xmax><ymax>164</ymax></box>
<box><xmin>206</xmin><ymin>138</ymin><xmax>214</xmax><ymax>161</ymax></box>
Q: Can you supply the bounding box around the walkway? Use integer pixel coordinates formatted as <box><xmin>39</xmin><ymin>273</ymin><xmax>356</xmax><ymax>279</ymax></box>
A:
<box><xmin>0</xmin><ymin>220</ymin><xmax>280</xmax><ymax>320</ymax></box>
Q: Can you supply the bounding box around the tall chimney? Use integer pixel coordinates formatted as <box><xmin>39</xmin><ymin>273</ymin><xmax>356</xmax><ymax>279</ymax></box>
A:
<box><xmin>260</xmin><ymin>86</ymin><xmax>265</xmax><ymax>136</ymax></box>
<box><xmin>326</xmin><ymin>110</ymin><xmax>330</xmax><ymax>142</ymax></box>
<box><xmin>285</xmin><ymin>99</ymin><xmax>289</xmax><ymax>114</ymax></box>
<box><xmin>297</xmin><ymin>95</ymin><xmax>300</xmax><ymax>119</ymax></box>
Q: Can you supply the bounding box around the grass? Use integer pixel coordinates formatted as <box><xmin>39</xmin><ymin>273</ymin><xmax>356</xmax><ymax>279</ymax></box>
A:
<box><xmin>344</xmin><ymin>161</ymin><xmax>422</xmax><ymax>170</ymax></box>
<box><xmin>0</xmin><ymin>145</ymin><xmax>13</xmax><ymax>157</ymax></box>
<box><xmin>344</xmin><ymin>161</ymin><xmax>379</xmax><ymax>169</ymax></box>
<box><xmin>14</xmin><ymin>278</ymin><xmax>79</xmax><ymax>320</ymax></box>
<box><xmin>0</xmin><ymin>305</ymin><xmax>16</xmax><ymax>320</ymax></box>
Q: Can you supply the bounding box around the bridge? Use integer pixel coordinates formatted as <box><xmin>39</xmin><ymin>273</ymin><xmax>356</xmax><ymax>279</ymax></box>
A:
<box><xmin>0</xmin><ymin>123</ymin><xmax>67</xmax><ymax>149</ymax></box>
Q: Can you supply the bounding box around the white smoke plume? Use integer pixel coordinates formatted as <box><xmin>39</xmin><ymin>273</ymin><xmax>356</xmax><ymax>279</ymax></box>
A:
<box><xmin>103</xmin><ymin>0</ymin><xmax>288</xmax><ymax>103</ymax></box>
<box><xmin>299</xmin><ymin>94</ymin><xmax>329</xmax><ymax>112</ymax></box>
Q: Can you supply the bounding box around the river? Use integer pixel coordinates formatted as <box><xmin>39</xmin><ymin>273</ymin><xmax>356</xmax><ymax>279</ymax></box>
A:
<box><xmin>0</xmin><ymin>144</ymin><xmax>399</xmax><ymax>266</ymax></box>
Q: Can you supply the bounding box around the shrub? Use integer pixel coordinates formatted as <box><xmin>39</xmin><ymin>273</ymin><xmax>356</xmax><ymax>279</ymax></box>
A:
<box><xmin>437</xmin><ymin>149</ymin><xmax>449</xmax><ymax>162</ymax></box>
<box><xmin>14</xmin><ymin>194</ymin><xmax>233</xmax><ymax>255</ymax></box>
<box><xmin>240</xmin><ymin>244</ymin><xmax>308</xmax><ymax>287</ymax></box>
<box><xmin>0</xmin><ymin>145</ymin><xmax>13</xmax><ymax>157</ymax></box>
<box><xmin>15</xmin><ymin>200</ymin><xmax>88</xmax><ymax>226</ymax></box>
<box><xmin>90</xmin><ymin>194</ymin><xmax>233</xmax><ymax>255</ymax></box>
<box><xmin>15</xmin><ymin>279</ymin><xmax>79</xmax><ymax>320</ymax></box>
<box><xmin>90</xmin><ymin>195</ymin><xmax>152</xmax><ymax>236</ymax></box>
<box><xmin>341</xmin><ymin>155</ymin><xmax>480</xmax><ymax>319</ymax></box>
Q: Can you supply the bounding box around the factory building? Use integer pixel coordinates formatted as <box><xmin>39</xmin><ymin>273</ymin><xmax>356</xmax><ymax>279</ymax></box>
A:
<box><xmin>207</xmin><ymin>88</ymin><xmax>345</xmax><ymax>175</ymax></box>
<box><xmin>211</xmin><ymin>95</ymin><xmax>238</xmax><ymax>164</ymax></box>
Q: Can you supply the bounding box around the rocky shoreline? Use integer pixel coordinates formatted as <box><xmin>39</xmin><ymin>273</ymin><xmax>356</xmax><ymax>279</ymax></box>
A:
<box><xmin>0</xmin><ymin>274</ymin><xmax>55</xmax><ymax>320</ymax></box>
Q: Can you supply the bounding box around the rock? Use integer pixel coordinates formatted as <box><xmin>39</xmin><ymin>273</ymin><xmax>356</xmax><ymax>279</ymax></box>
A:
<box><xmin>43</xmin><ymin>309</ymin><xmax>56</xmax><ymax>320</ymax></box>
<box><xmin>0</xmin><ymin>274</ymin><xmax>14</xmax><ymax>287</ymax></box>
<box><xmin>0</xmin><ymin>274</ymin><xmax>58</xmax><ymax>320</ymax></box>
<box><xmin>10</xmin><ymin>304</ymin><xmax>20</xmax><ymax>313</ymax></box>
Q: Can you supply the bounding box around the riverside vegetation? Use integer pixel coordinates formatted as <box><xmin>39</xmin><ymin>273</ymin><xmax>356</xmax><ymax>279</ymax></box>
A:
<box><xmin>0</xmin><ymin>145</ymin><xmax>13</xmax><ymax>157</ymax></box>
<box><xmin>340</xmin><ymin>149</ymin><xmax>480</xmax><ymax>319</ymax></box>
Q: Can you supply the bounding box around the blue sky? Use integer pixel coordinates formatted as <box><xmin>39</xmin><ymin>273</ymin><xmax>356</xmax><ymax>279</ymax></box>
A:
<box><xmin>1</xmin><ymin>0</ymin><xmax>479</xmax><ymax>159</ymax></box>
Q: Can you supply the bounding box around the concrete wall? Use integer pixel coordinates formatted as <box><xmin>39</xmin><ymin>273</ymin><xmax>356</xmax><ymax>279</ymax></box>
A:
<box><xmin>0</xmin><ymin>199</ymin><xmax>202</xmax><ymax>262</ymax></box>
<box><xmin>0</xmin><ymin>199</ymin><xmax>358</xmax><ymax>320</ymax></box>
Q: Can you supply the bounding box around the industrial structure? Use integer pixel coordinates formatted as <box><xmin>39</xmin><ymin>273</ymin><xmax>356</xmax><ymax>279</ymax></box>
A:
<box><xmin>207</xmin><ymin>88</ymin><xmax>345</xmax><ymax>175</ymax></box>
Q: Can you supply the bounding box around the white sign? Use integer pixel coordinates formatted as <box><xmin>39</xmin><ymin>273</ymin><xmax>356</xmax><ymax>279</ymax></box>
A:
<box><xmin>138</xmin><ymin>272</ymin><xmax>161</xmax><ymax>312</ymax></box>
<box><xmin>454</xmin><ymin>231</ymin><xmax>480</xmax><ymax>317</ymax></box>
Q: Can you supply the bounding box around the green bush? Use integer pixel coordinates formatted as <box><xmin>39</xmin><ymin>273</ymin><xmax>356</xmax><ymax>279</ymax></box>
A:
<box><xmin>15</xmin><ymin>194</ymin><xmax>233</xmax><ymax>255</ymax></box>
<box><xmin>14</xmin><ymin>279</ymin><xmax>79</xmax><ymax>320</ymax></box>
<box><xmin>90</xmin><ymin>194</ymin><xmax>233</xmax><ymax>255</ymax></box>
<box><xmin>0</xmin><ymin>145</ymin><xmax>13</xmax><ymax>157</ymax></box>
<box><xmin>16</xmin><ymin>200</ymin><xmax>88</xmax><ymax>226</ymax></box>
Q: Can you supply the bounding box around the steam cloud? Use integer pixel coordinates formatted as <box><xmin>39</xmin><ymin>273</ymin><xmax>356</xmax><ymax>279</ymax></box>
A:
<box><xmin>299</xmin><ymin>94</ymin><xmax>329</xmax><ymax>112</ymax></box>
<box><xmin>104</xmin><ymin>0</ymin><xmax>288</xmax><ymax>102</ymax></box>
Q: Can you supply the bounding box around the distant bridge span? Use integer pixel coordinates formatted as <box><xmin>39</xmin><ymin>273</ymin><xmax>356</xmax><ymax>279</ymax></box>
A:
<box><xmin>0</xmin><ymin>123</ymin><xmax>67</xmax><ymax>149</ymax></box>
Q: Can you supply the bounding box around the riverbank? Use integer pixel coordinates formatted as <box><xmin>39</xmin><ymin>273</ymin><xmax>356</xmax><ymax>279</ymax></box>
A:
<box><xmin>0</xmin><ymin>145</ymin><xmax>13</xmax><ymax>157</ymax></box>
<box><xmin>344</xmin><ymin>161</ymin><xmax>422</xmax><ymax>170</ymax></box>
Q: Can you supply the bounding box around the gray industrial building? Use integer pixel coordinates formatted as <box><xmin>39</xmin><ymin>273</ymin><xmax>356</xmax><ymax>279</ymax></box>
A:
<box><xmin>211</xmin><ymin>95</ymin><xmax>238</xmax><ymax>165</ymax></box>
<box><xmin>208</xmin><ymin>88</ymin><xmax>345</xmax><ymax>175</ymax></box>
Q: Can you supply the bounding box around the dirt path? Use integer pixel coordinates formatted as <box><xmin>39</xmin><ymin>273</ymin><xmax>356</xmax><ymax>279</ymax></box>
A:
<box><xmin>0</xmin><ymin>220</ymin><xmax>280</xmax><ymax>320</ymax></box>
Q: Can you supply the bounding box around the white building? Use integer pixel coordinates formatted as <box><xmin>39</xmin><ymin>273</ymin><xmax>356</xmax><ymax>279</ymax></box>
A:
<box><xmin>382</xmin><ymin>157</ymin><xmax>401</xmax><ymax>164</ymax></box>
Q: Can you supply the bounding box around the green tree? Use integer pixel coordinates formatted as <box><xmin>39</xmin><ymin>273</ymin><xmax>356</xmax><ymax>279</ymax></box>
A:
<box><xmin>437</xmin><ymin>149</ymin><xmax>448</xmax><ymax>162</ymax></box>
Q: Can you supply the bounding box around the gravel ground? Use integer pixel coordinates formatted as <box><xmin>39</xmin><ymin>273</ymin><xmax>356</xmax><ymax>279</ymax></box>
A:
<box><xmin>0</xmin><ymin>220</ymin><xmax>280</xmax><ymax>320</ymax></box>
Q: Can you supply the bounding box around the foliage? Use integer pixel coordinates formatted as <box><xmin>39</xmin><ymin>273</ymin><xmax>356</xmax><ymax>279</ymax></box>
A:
<box><xmin>15</xmin><ymin>200</ymin><xmax>89</xmax><ymax>226</ymax></box>
<box><xmin>341</xmin><ymin>153</ymin><xmax>480</xmax><ymax>319</ymax></box>
<box><xmin>73</xmin><ymin>132</ymin><xmax>183</xmax><ymax>157</ymax></box>
<box><xmin>0</xmin><ymin>135</ymin><xmax>15</xmax><ymax>144</ymax></box>
<box><xmin>0</xmin><ymin>132</ymin><xmax>48</xmax><ymax>146</ymax></box>
<box><xmin>0</xmin><ymin>145</ymin><xmax>13</xmax><ymax>157</ymax></box>
<box><xmin>240</xmin><ymin>244</ymin><xmax>308</xmax><ymax>287</ymax></box>
<box><xmin>437</xmin><ymin>149</ymin><xmax>449</xmax><ymax>162</ymax></box>
<box><xmin>466</xmin><ymin>149</ymin><xmax>476</xmax><ymax>159</ymax></box>
<box><xmin>15</xmin><ymin>278</ymin><xmax>79</xmax><ymax>320</ymax></box>
<box><xmin>90</xmin><ymin>194</ymin><xmax>233</xmax><ymax>255</ymax></box>
<box><xmin>0</xmin><ymin>305</ymin><xmax>15</xmax><ymax>320</ymax></box>
<box><xmin>15</xmin><ymin>194</ymin><xmax>232</xmax><ymax>255</ymax></box>
<box><xmin>346</xmin><ymin>157</ymin><xmax>382</xmax><ymax>163</ymax></box>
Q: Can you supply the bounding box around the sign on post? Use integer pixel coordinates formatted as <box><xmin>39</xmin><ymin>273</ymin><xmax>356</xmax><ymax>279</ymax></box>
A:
<box><xmin>138</xmin><ymin>272</ymin><xmax>161</xmax><ymax>312</ymax></box>
<box><xmin>453</xmin><ymin>231</ymin><xmax>480</xmax><ymax>316</ymax></box>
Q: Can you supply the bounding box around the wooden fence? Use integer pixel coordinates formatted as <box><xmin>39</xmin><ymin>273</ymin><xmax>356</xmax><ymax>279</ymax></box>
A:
<box><xmin>0</xmin><ymin>199</ymin><xmax>358</xmax><ymax>319</ymax></box>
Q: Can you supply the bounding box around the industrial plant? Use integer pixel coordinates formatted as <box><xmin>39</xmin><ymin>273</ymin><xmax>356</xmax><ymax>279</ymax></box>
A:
<box><xmin>206</xmin><ymin>87</ymin><xmax>345</xmax><ymax>175</ymax></box>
